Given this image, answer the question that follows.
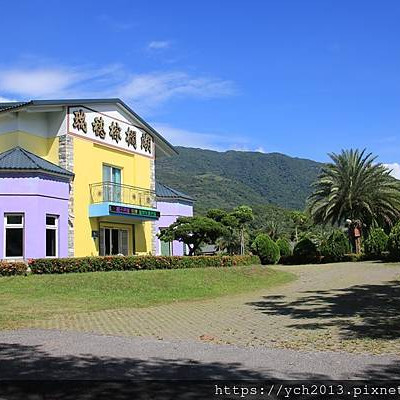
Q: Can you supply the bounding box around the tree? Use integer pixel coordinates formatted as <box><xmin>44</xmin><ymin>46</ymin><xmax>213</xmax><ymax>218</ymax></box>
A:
<box><xmin>157</xmin><ymin>216</ymin><xmax>227</xmax><ymax>256</ymax></box>
<box><xmin>308</xmin><ymin>149</ymin><xmax>400</xmax><ymax>240</ymax></box>
<box><xmin>206</xmin><ymin>208</ymin><xmax>227</xmax><ymax>222</ymax></box>
<box><xmin>289</xmin><ymin>211</ymin><xmax>309</xmax><ymax>241</ymax></box>
<box><xmin>232</xmin><ymin>205</ymin><xmax>254</xmax><ymax>255</ymax></box>
<box><xmin>207</xmin><ymin>208</ymin><xmax>241</xmax><ymax>254</ymax></box>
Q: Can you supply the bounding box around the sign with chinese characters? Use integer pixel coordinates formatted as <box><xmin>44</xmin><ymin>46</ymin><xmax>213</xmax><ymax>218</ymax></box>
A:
<box><xmin>68</xmin><ymin>106</ymin><xmax>154</xmax><ymax>158</ymax></box>
<box><xmin>109</xmin><ymin>205</ymin><xmax>160</xmax><ymax>219</ymax></box>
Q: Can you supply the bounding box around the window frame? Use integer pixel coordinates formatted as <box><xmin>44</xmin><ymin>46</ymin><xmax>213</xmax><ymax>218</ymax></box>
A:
<box><xmin>45</xmin><ymin>214</ymin><xmax>59</xmax><ymax>258</ymax></box>
<box><xmin>102</xmin><ymin>164</ymin><xmax>123</xmax><ymax>184</ymax></box>
<box><xmin>4</xmin><ymin>213</ymin><xmax>24</xmax><ymax>259</ymax></box>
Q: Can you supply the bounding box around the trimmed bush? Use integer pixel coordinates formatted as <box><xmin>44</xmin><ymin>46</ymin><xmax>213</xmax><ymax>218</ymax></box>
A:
<box><xmin>28</xmin><ymin>255</ymin><xmax>260</xmax><ymax>274</ymax></box>
<box><xmin>364</xmin><ymin>228</ymin><xmax>388</xmax><ymax>259</ymax></box>
<box><xmin>251</xmin><ymin>234</ymin><xmax>280</xmax><ymax>265</ymax></box>
<box><xmin>293</xmin><ymin>238</ymin><xmax>318</xmax><ymax>258</ymax></box>
<box><xmin>388</xmin><ymin>222</ymin><xmax>400</xmax><ymax>261</ymax></box>
<box><xmin>0</xmin><ymin>261</ymin><xmax>27</xmax><ymax>276</ymax></box>
<box><xmin>276</xmin><ymin>238</ymin><xmax>292</xmax><ymax>257</ymax></box>
<box><xmin>320</xmin><ymin>230</ymin><xmax>350</xmax><ymax>262</ymax></box>
<box><xmin>284</xmin><ymin>238</ymin><xmax>320</xmax><ymax>264</ymax></box>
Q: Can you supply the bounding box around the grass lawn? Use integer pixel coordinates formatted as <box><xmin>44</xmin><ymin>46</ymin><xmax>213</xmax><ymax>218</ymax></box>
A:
<box><xmin>0</xmin><ymin>265</ymin><xmax>294</xmax><ymax>329</ymax></box>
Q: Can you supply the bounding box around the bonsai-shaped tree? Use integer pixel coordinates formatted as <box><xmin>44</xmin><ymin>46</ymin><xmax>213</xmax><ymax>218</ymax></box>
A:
<box><xmin>157</xmin><ymin>216</ymin><xmax>227</xmax><ymax>256</ymax></box>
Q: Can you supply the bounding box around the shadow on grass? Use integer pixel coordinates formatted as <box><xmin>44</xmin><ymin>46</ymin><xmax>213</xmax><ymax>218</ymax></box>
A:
<box><xmin>247</xmin><ymin>280</ymin><xmax>400</xmax><ymax>340</ymax></box>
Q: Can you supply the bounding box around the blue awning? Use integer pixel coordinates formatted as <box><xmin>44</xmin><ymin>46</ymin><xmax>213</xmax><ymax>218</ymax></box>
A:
<box><xmin>89</xmin><ymin>202</ymin><xmax>160</xmax><ymax>221</ymax></box>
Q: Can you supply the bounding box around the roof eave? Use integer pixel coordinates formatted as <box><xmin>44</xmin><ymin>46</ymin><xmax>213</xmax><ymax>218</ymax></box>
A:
<box><xmin>156</xmin><ymin>196</ymin><xmax>194</xmax><ymax>203</ymax></box>
<box><xmin>0</xmin><ymin>98</ymin><xmax>178</xmax><ymax>157</ymax></box>
<box><xmin>114</xmin><ymin>100</ymin><xmax>178</xmax><ymax>156</ymax></box>
<box><xmin>0</xmin><ymin>168</ymin><xmax>74</xmax><ymax>179</ymax></box>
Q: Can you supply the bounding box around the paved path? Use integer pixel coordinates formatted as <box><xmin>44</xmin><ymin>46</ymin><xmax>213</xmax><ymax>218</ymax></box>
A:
<box><xmin>29</xmin><ymin>261</ymin><xmax>400</xmax><ymax>354</ymax></box>
<box><xmin>0</xmin><ymin>329</ymin><xmax>398</xmax><ymax>380</ymax></box>
<box><xmin>2</xmin><ymin>262</ymin><xmax>400</xmax><ymax>380</ymax></box>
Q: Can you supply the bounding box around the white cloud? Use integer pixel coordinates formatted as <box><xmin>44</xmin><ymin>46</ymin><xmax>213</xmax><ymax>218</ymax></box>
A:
<box><xmin>118</xmin><ymin>72</ymin><xmax>235</xmax><ymax>110</ymax></box>
<box><xmin>0</xmin><ymin>68</ymin><xmax>81</xmax><ymax>97</ymax></box>
<box><xmin>0</xmin><ymin>64</ymin><xmax>235</xmax><ymax>112</ymax></box>
<box><xmin>0</xmin><ymin>65</ymin><xmax>123</xmax><ymax>99</ymax></box>
<box><xmin>384</xmin><ymin>163</ymin><xmax>400</xmax><ymax>179</ymax></box>
<box><xmin>148</xmin><ymin>41</ymin><xmax>171</xmax><ymax>50</ymax></box>
<box><xmin>0</xmin><ymin>96</ymin><xmax>16</xmax><ymax>103</ymax></box>
<box><xmin>152</xmin><ymin>123</ymin><xmax>250</xmax><ymax>151</ymax></box>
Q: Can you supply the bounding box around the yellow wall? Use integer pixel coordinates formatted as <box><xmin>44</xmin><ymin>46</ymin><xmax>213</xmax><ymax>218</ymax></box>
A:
<box><xmin>0</xmin><ymin>131</ymin><xmax>154</xmax><ymax>257</ymax></box>
<box><xmin>73</xmin><ymin>136</ymin><xmax>153</xmax><ymax>256</ymax></box>
<box><xmin>0</xmin><ymin>131</ymin><xmax>59</xmax><ymax>163</ymax></box>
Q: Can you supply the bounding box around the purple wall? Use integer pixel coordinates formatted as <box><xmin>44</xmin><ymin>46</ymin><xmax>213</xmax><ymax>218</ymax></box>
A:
<box><xmin>155</xmin><ymin>200</ymin><xmax>193</xmax><ymax>256</ymax></box>
<box><xmin>0</xmin><ymin>173</ymin><xmax>70</xmax><ymax>259</ymax></box>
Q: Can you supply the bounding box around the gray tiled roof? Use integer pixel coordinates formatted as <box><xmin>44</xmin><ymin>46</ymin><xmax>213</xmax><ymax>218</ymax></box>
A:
<box><xmin>0</xmin><ymin>146</ymin><xmax>74</xmax><ymax>177</ymax></box>
<box><xmin>0</xmin><ymin>101</ymin><xmax>31</xmax><ymax>112</ymax></box>
<box><xmin>155</xmin><ymin>182</ymin><xmax>194</xmax><ymax>202</ymax></box>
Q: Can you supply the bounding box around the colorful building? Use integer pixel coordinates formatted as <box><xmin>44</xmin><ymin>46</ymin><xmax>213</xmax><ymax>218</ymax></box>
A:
<box><xmin>155</xmin><ymin>182</ymin><xmax>194</xmax><ymax>256</ymax></box>
<box><xmin>0</xmin><ymin>99</ymin><xmax>176</xmax><ymax>260</ymax></box>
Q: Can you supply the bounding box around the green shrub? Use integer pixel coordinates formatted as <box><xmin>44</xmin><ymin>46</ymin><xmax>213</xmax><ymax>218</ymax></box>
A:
<box><xmin>364</xmin><ymin>228</ymin><xmax>388</xmax><ymax>259</ymax></box>
<box><xmin>320</xmin><ymin>230</ymin><xmax>350</xmax><ymax>262</ymax></box>
<box><xmin>0</xmin><ymin>261</ymin><xmax>27</xmax><ymax>276</ymax></box>
<box><xmin>293</xmin><ymin>238</ymin><xmax>318</xmax><ymax>258</ymax></box>
<box><xmin>28</xmin><ymin>255</ymin><xmax>260</xmax><ymax>274</ymax></box>
<box><xmin>276</xmin><ymin>238</ymin><xmax>292</xmax><ymax>257</ymax></box>
<box><xmin>251</xmin><ymin>234</ymin><xmax>280</xmax><ymax>265</ymax></box>
<box><xmin>341</xmin><ymin>253</ymin><xmax>365</xmax><ymax>262</ymax></box>
<box><xmin>388</xmin><ymin>222</ymin><xmax>400</xmax><ymax>261</ymax></box>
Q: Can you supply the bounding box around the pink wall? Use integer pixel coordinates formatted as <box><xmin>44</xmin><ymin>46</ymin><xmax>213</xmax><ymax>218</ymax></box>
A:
<box><xmin>155</xmin><ymin>200</ymin><xmax>193</xmax><ymax>256</ymax></box>
<box><xmin>0</xmin><ymin>173</ymin><xmax>70</xmax><ymax>259</ymax></box>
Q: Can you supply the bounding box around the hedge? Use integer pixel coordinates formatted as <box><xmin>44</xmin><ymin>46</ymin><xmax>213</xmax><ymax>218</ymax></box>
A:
<box><xmin>28</xmin><ymin>255</ymin><xmax>260</xmax><ymax>274</ymax></box>
<box><xmin>0</xmin><ymin>261</ymin><xmax>27</xmax><ymax>276</ymax></box>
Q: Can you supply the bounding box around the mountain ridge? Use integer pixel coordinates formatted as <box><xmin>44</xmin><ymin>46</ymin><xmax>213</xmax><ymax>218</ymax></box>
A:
<box><xmin>155</xmin><ymin>146</ymin><xmax>323</xmax><ymax>214</ymax></box>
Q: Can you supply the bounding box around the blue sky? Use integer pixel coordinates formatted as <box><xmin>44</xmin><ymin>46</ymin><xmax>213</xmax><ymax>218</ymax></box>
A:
<box><xmin>0</xmin><ymin>0</ymin><xmax>399</xmax><ymax>174</ymax></box>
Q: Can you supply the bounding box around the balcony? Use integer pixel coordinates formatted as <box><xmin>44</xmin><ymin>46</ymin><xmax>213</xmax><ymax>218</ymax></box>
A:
<box><xmin>90</xmin><ymin>182</ymin><xmax>157</xmax><ymax>207</ymax></box>
<box><xmin>89</xmin><ymin>182</ymin><xmax>159</xmax><ymax>220</ymax></box>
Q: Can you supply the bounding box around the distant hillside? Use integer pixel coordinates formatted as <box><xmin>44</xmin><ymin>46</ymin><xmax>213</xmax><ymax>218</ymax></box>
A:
<box><xmin>156</xmin><ymin>147</ymin><xmax>322</xmax><ymax>214</ymax></box>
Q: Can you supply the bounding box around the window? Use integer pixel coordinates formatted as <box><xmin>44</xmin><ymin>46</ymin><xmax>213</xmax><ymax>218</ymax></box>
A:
<box><xmin>103</xmin><ymin>165</ymin><xmax>122</xmax><ymax>202</ymax></box>
<box><xmin>159</xmin><ymin>228</ymin><xmax>172</xmax><ymax>256</ymax></box>
<box><xmin>46</xmin><ymin>215</ymin><xmax>58</xmax><ymax>257</ymax></box>
<box><xmin>4</xmin><ymin>213</ymin><xmax>24</xmax><ymax>258</ymax></box>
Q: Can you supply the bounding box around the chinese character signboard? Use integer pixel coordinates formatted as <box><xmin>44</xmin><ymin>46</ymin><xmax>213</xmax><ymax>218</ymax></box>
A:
<box><xmin>109</xmin><ymin>205</ymin><xmax>160</xmax><ymax>219</ymax></box>
<box><xmin>68</xmin><ymin>106</ymin><xmax>154</xmax><ymax>157</ymax></box>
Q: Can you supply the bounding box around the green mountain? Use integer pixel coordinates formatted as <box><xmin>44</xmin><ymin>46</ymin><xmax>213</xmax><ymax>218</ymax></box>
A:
<box><xmin>155</xmin><ymin>146</ymin><xmax>322</xmax><ymax>214</ymax></box>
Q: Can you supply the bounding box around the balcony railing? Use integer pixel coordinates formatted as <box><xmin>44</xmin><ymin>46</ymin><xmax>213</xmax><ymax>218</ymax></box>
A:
<box><xmin>90</xmin><ymin>182</ymin><xmax>157</xmax><ymax>208</ymax></box>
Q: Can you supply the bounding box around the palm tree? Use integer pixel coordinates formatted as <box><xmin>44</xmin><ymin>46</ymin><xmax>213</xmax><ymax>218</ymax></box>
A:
<box><xmin>308</xmin><ymin>149</ymin><xmax>400</xmax><ymax>231</ymax></box>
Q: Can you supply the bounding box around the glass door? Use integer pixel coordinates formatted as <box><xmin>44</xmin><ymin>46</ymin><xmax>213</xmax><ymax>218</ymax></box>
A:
<box><xmin>103</xmin><ymin>228</ymin><xmax>129</xmax><ymax>255</ymax></box>
<box><xmin>103</xmin><ymin>165</ymin><xmax>122</xmax><ymax>203</ymax></box>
